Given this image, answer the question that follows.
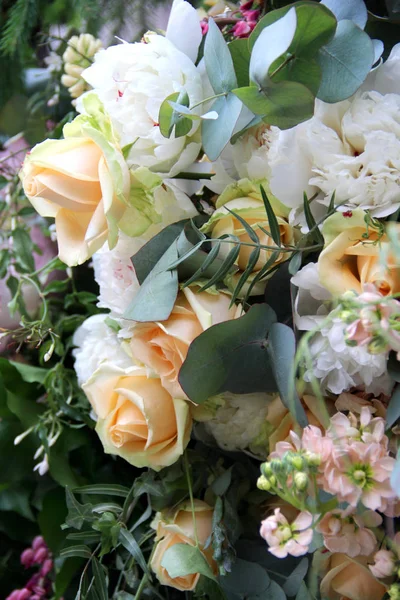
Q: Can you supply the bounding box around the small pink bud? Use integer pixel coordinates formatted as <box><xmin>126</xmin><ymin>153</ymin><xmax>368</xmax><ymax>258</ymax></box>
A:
<box><xmin>241</xmin><ymin>0</ymin><xmax>254</xmax><ymax>9</ymax></box>
<box><xmin>200</xmin><ymin>20</ymin><xmax>208</xmax><ymax>36</ymax></box>
<box><xmin>233</xmin><ymin>20</ymin><xmax>252</xmax><ymax>38</ymax></box>
<box><xmin>242</xmin><ymin>9</ymin><xmax>260</xmax><ymax>20</ymax></box>
<box><xmin>40</xmin><ymin>559</ymin><xmax>53</xmax><ymax>577</ymax></box>
<box><xmin>30</xmin><ymin>597</ymin><xmax>40</xmax><ymax>600</ymax></box>
<box><xmin>16</xmin><ymin>590</ymin><xmax>31</xmax><ymax>600</ymax></box>
<box><xmin>31</xmin><ymin>536</ymin><xmax>45</xmax><ymax>551</ymax></box>
<box><xmin>32</xmin><ymin>586</ymin><xmax>46</xmax><ymax>598</ymax></box>
<box><xmin>6</xmin><ymin>591</ymin><xmax>22</xmax><ymax>600</ymax></box>
<box><xmin>20</xmin><ymin>548</ymin><xmax>35</xmax><ymax>568</ymax></box>
<box><xmin>33</xmin><ymin>547</ymin><xmax>47</xmax><ymax>564</ymax></box>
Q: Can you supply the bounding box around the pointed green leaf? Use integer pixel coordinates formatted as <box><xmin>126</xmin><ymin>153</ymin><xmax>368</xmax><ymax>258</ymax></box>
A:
<box><xmin>119</xmin><ymin>528</ymin><xmax>149</xmax><ymax>576</ymax></box>
<box><xmin>260</xmin><ymin>186</ymin><xmax>281</xmax><ymax>246</ymax></box>
<box><xmin>92</xmin><ymin>558</ymin><xmax>108</xmax><ymax>600</ymax></box>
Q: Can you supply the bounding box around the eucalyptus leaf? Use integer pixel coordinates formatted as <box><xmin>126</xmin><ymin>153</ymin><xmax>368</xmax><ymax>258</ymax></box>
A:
<box><xmin>229</xmin><ymin>38</ymin><xmax>250</xmax><ymax>88</ymax></box>
<box><xmin>202</xmin><ymin>93</ymin><xmax>242</xmax><ymax>161</ymax></box>
<box><xmin>159</xmin><ymin>90</ymin><xmax>191</xmax><ymax>139</ymax></box>
<box><xmin>161</xmin><ymin>543</ymin><xmax>217</xmax><ymax>581</ymax></box>
<box><xmin>250</xmin><ymin>8</ymin><xmax>297</xmax><ymax>87</ymax></box>
<box><xmin>269</xmin><ymin>56</ymin><xmax>321</xmax><ymax>96</ymax></box>
<box><xmin>317</xmin><ymin>19</ymin><xmax>374</xmax><ymax>103</ymax></box>
<box><xmin>386</xmin><ymin>385</ymin><xmax>400</xmax><ymax>428</ymax></box>
<box><xmin>267</xmin><ymin>323</ymin><xmax>308</xmax><ymax>428</ymax></box>
<box><xmin>295</xmin><ymin>581</ymin><xmax>313</xmax><ymax>600</ymax></box>
<box><xmin>283</xmin><ymin>557</ymin><xmax>309</xmax><ymax>596</ymax></box>
<box><xmin>205</xmin><ymin>18</ymin><xmax>237</xmax><ymax>94</ymax></box>
<box><xmin>220</xmin><ymin>559</ymin><xmax>270</xmax><ymax>596</ymax></box>
<box><xmin>9</xmin><ymin>361</ymin><xmax>48</xmax><ymax>384</ymax></box>
<box><xmin>321</xmin><ymin>0</ymin><xmax>368</xmax><ymax>29</ymax></box>
<box><xmin>179</xmin><ymin>304</ymin><xmax>277</xmax><ymax>404</ymax></box>
<box><xmin>124</xmin><ymin>241</ymin><xmax>179</xmax><ymax>322</ymax></box>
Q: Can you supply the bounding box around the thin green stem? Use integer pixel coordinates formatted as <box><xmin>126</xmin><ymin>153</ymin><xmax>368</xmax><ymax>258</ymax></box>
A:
<box><xmin>190</xmin><ymin>92</ymin><xmax>228</xmax><ymax>110</ymax></box>
<box><xmin>269</xmin><ymin>54</ymin><xmax>295</xmax><ymax>80</ymax></box>
<box><xmin>183</xmin><ymin>451</ymin><xmax>199</xmax><ymax>547</ymax></box>
<box><xmin>134</xmin><ymin>574</ymin><xmax>149</xmax><ymax>600</ymax></box>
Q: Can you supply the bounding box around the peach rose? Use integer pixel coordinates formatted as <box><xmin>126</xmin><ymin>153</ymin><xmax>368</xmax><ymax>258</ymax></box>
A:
<box><xmin>82</xmin><ymin>365</ymin><xmax>191</xmax><ymax>470</ymax></box>
<box><xmin>20</xmin><ymin>94</ymin><xmax>129</xmax><ymax>266</ymax></box>
<box><xmin>318</xmin><ymin>209</ymin><xmax>400</xmax><ymax>297</ymax></box>
<box><xmin>265</xmin><ymin>394</ymin><xmax>335</xmax><ymax>453</ymax></box>
<box><xmin>130</xmin><ymin>286</ymin><xmax>241</xmax><ymax>399</ymax></box>
<box><xmin>320</xmin><ymin>553</ymin><xmax>387</xmax><ymax>600</ymax></box>
<box><xmin>151</xmin><ymin>500</ymin><xmax>216</xmax><ymax>591</ymax></box>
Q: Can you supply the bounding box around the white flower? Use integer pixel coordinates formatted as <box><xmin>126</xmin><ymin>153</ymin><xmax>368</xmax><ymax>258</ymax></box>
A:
<box><xmin>80</xmin><ymin>3</ymin><xmax>203</xmax><ymax>177</ymax></box>
<box><xmin>198</xmin><ymin>392</ymin><xmax>274</xmax><ymax>454</ymax></box>
<box><xmin>268</xmin><ymin>43</ymin><xmax>400</xmax><ymax>219</ymax></box>
<box><xmin>92</xmin><ymin>182</ymin><xmax>198</xmax><ymax>320</ymax></box>
<box><xmin>73</xmin><ymin>314</ymin><xmax>132</xmax><ymax>384</ymax></box>
<box><xmin>305</xmin><ymin>323</ymin><xmax>393</xmax><ymax>396</ymax></box>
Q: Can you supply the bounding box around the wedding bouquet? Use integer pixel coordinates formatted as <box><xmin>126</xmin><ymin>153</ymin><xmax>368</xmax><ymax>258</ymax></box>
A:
<box><xmin>3</xmin><ymin>0</ymin><xmax>400</xmax><ymax>598</ymax></box>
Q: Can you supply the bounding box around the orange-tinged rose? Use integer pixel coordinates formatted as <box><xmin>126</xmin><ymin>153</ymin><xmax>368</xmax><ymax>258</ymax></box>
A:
<box><xmin>318</xmin><ymin>209</ymin><xmax>400</xmax><ymax>297</ymax></box>
<box><xmin>130</xmin><ymin>286</ymin><xmax>241</xmax><ymax>399</ymax></box>
<box><xmin>151</xmin><ymin>500</ymin><xmax>216</xmax><ymax>591</ymax></box>
<box><xmin>320</xmin><ymin>553</ymin><xmax>387</xmax><ymax>600</ymax></box>
<box><xmin>82</xmin><ymin>365</ymin><xmax>191</xmax><ymax>470</ymax></box>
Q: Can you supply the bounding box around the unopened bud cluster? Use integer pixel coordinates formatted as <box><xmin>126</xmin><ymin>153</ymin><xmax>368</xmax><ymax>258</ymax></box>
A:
<box><xmin>6</xmin><ymin>536</ymin><xmax>59</xmax><ymax>600</ymax></box>
<box><xmin>257</xmin><ymin>451</ymin><xmax>319</xmax><ymax>497</ymax></box>
<box><xmin>61</xmin><ymin>33</ymin><xmax>102</xmax><ymax>99</ymax></box>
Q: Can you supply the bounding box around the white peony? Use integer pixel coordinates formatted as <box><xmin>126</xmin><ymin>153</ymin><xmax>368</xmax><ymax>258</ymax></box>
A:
<box><xmin>268</xmin><ymin>43</ymin><xmax>400</xmax><ymax>219</ymax></box>
<box><xmin>80</xmin><ymin>1</ymin><xmax>203</xmax><ymax>177</ymax></box>
<box><xmin>291</xmin><ymin>263</ymin><xmax>393</xmax><ymax>396</ymax></box>
<box><xmin>194</xmin><ymin>392</ymin><xmax>274</xmax><ymax>455</ymax></box>
<box><xmin>73</xmin><ymin>314</ymin><xmax>132</xmax><ymax>384</ymax></box>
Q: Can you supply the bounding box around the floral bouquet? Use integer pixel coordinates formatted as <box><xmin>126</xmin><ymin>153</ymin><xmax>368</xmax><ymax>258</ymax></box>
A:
<box><xmin>3</xmin><ymin>0</ymin><xmax>400</xmax><ymax>598</ymax></box>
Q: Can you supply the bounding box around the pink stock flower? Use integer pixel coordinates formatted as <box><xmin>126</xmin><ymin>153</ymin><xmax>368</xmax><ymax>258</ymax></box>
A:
<box><xmin>317</xmin><ymin>507</ymin><xmax>381</xmax><ymax>557</ymax></box>
<box><xmin>369</xmin><ymin>549</ymin><xmax>396</xmax><ymax>578</ymax></box>
<box><xmin>260</xmin><ymin>508</ymin><xmax>314</xmax><ymax>558</ymax></box>
<box><xmin>327</xmin><ymin>407</ymin><xmax>387</xmax><ymax>447</ymax></box>
<box><xmin>242</xmin><ymin>9</ymin><xmax>260</xmax><ymax>20</ymax></box>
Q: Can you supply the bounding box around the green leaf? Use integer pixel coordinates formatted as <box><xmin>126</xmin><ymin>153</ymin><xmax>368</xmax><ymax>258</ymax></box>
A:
<box><xmin>12</xmin><ymin>227</ymin><xmax>35</xmax><ymax>272</ymax></box>
<box><xmin>9</xmin><ymin>360</ymin><xmax>48</xmax><ymax>384</ymax></box>
<box><xmin>55</xmin><ymin>556</ymin><xmax>84</xmax><ymax>600</ymax></box>
<box><xmin>303</xmin><ymin>193</ymin><xmax>325</xmax><ymax>245</ymax></box>
<box><xmin>0</xmin><ymin>485</ymin><xmax>34</xmax><ymax>521</ymax></box>
<box><xmin>233</xmin><ymin>81</ymin><xmax>315</xmax><ymax>129</ymax></box>
<box><xmin>0</xmin><ymin>249</ymin><xmax>10</xmax><ymax>279</ymax></box>
<box><xmin>202</xmin><ymin>93</ymin><xmax>242</xmax><ymax>161</ymax></box>
<box><xmin>317</xmin><ymin>19</ymin><xmax>374</xmax><ymax>103</ymax></box>
<box><xmin>118</xmin><ymin>528</ymin><xmax>149</xmax><ymax>576</ymax></box>
<box><xmin>388</xmin><ymin>352</ymin><xmax>400</xmax><ymax>383</ymax></box>
<box><xmin>228</xmin><ymin>38</ymin><xmax>250</xmax><ymax>88</ymax></box>
<box><xmin>124</xmin><ymin>241</ymin><xmax>179</xmax><ymax>322</ymax></box>
<box><xmin>67</xmin><ymin>531</ymin><xmax>101</xmax><ymax>543</ymax></box>
<box><xmin>289</xmin><ymin>252</ymin><xmax>302</xmax><ymax>275</ymax></box>
<box><xmin>179</xmin><ymin>304</ymin><xmax>277</xmax><ymax>404</ymax></box>
<box><xmin>205</xmin><ymin>18</ymin><xmax>237</xmax><ymax>94</ymax></box>
<box><xmin>250</xmin><ymin>2</ymin><xmax>337</xmax><ymax>58</ymax></box>
<box><xmin>386</xmin><ymin>385</ymin><xmax>400</xmax><ymax>428</ymax></box>
<box><xmin>321</xmin><ymin>0</ymin><xmax>367</xmax><ymax>29</ymax></box>
<box><xmin>159</xmin><ymin>90</ymin><xmax>191</xmax><ymax>139</ymax></box>
<box><xmin>73</xmin><ymin>484</ymin><xmax>130</xmax><ymax>498</ymax></box>
<box><xmin>260</xmin><ymin>185</ymin><xmax>281</xmax><ymax>246</ymax></box>
<box><xmin>7</xmin><ymin>390</ymin><xmax>44</xmax><ymax>428</ymax></box>
<box><xmin>270</xmin><ymin>56</ymin><xmax>321</xmax><ymax>96</ymax></box>
<box><xmin>60</xmin><ymin>545</ymin><xmax>92</xmax><ymax>559</ymax></box>
<box><xmin>92</xmin><ymin>557</ymin><xmax>108</xmax><ymax>600</ymax></box>
<box><xmin>283</xmin><ymin>558</ymin><xmax>309</xmax><ymax>596</ymax></box>
<box><xmin>267</xmin><ymin>323</ymin><xmax>308</xmax><ymax>428</ymax></box>
<box><xmin>250</xmin><ymin>8</ymin><xmax>297</xmax><ymax>87</ymax></box>
<box><xmin>231</xmin><ymin>246</ymin><xmax>260</xmax><ymax>302</ymax></box>
<box><xmin>199</xmin><ymin>242</ymin><xmax>240</xmax><ymax>292</ymax></box>
<box><xmin>161</xmin><ymin>543</ymin><xmax>216</xmax><ymax>581</ymax></box>
<box><xmin>220</xmin><ymin>559</ymin><xmax>270</xmax><ymax>597</ymax></box>
<box><xmin>65</xmin><ymin>488</ymin><xmax>94</xmax><ymax>531</ymax></box>
<box><xmin>295</xmin><ymin>581</ymin><xmax>313</xmax><ymax>600</ymax></box>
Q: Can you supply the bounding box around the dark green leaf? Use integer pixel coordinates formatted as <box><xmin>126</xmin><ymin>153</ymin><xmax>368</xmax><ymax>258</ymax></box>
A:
<box><xmin>270</xmin><ymin>56</ymin><xmax>321</xmax><ymax>96</ymax></box>
<box><xmin>0</xmin><ymin>485</ymin><xmax>34</xmax><ymax>521</ymax></box>
<box><xmin>303</xmin><ymin>193</ymin><xmax>324</xmax><ymax>245</ymax></box>
<box><xmin>124</xmin><ymin>241</ymin><xmax>179</xmax><ymax>322</ymax></box>
<box><xmin>231</xmin><ymin>246</ymin><xmax>260</xmax><ymax>302</ymax></box>
<box><xmin>92</xmin><ymin>557</ymin><xmax>108</xmax><ymax>600</ymax></box>
<box><xmin>267</xmin><ymin>323</ymin><xmax>308</xmax><ymax>428</ymax></box>
<box><xmin>7</xmin><ymin>390</ymin><xmax>44</xmax><ymax>428</ymax></box>
<box><xmin>202</xmin><ymin>93</ymin><xmax>242</xmax><ymax>161</ymax></box>
<box><xmin>212</xmin><ymin>468</ymin><xmax>233</xmax><ymax>496</ymax></box>
<box><xmin>118</xmin><ymin>528</ymin><xmax>149</xmax><ymax>576</ymax></box>
<box><xmin>179</xmin><ymin>304</ymin><xmax>277</xmax><ymax>404</ymax></box>
<box><xmin>9</xmin><ymin>360</ymin><xmax>47</xmax><ymax>384</ymax></box>
<box><xmin>199</xmin><ymin>242</ymin><xmax>240</xmax><ymax>291</ymax></box>
<box><xmin>205</xmin><ymin>18</ymin><xmax>237</xmax><ymax>94</ymax></box>
<box><xmin>12</xmin><ymin>227</ymin><xmax>35</xmax><ymax>272</ymax></box>
<box><xmin>295</xmin><ymin>581</ymin><xmax>313</xmax><ymax>600</ymax></box>
<box><xmin>60</xmin><ymin>545</ymin><xmax>92</xmax><ymax>559</ymax></box>
<box><xmin>0</xmin><ymin>249</ymin><xmax>10</xmax><ymax>279</ymax></box>
<box><xmin>289</xmin><ymin>252</ymin><xmax>302</xmax><ymax>275</ymax></box>
<box><xmin>264</xmin><ymin>262</ymin><xmax>293</xmax><ymax>323</ymax></box>
<box><xmin>267</xmin><ymin>581</ymin><xmax>287</xmax><ymax>599</ymax></box>
<box><xmin>260</xmin><ymin>185</ymin><xmax>281</xmax><ymax>246</ymax></box>
<box><xmin>161</xmin><ymin>543</ymin><xmax>216</xmax><ymax>581</ymax></box>
<box><xmin>65</xmin><ymin>488</ymin><xmax>94</xmax><ymax>531</ymax></box>
<box><xmin>228</xmin><ymin>38</ymin><xmax>250</xmax><ymax>87</ymax></box>
<box><xmin>220</xmin><ymin>559</ymin><xmax>270</xmax><ymax>596</ymax></box>
<box><xmin>283</xmin><ymin>557</ymin><xmax>309</xmax><ymax>596</ymax></box>
<box><xmin>317</xmin><ymin>20</ymin><xmax>374</xmax><ymax>103</ymax></box>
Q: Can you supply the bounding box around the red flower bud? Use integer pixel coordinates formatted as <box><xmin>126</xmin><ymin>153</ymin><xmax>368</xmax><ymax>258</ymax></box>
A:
<box><xmin>20</xmin><ymin>549</ymin><xmax>35</xmax><ymax>568</ymax></box>
<box><xmin>31</xmin><ymin>536</ymin><xmax>45</xmax><ymax>551</ymax></box>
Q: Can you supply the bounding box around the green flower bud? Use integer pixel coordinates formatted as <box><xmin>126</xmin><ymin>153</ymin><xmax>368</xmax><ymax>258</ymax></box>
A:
<box><xmin>290</xmin><ymin>455</ymin><xmax>305</xmax><ymax>471</ymax></box>
<box><xmin>389</xmin><ymin>583</ymin><xmax>400</xmax><ymax>600</ymax></box>
<box><xmin>261</xmin><ymin>461</ymin><xmax>273</xmax><ymax>477</ymax></box>
<box><xmin>367</xmin><ymin>336</ymin><xmax>388</xmax><ymax>355</ymax></box>
<box><xmin>294</xmin><ymin>472</ymin><xmax>308</xmax><ymax>491</ymax></box>
<box><xmin>257</xmin><ymin>476</ymin><xmax>271</xmax><ymax>492</ymax></box>
<box><xmin>305</xmin><ymin>452</ymin><xmax>321</xmax><ymax>467</ymax></box>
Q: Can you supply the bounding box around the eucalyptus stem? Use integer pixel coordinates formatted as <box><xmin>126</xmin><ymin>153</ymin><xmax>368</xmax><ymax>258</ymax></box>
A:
<box><xmin>183</xmin><ymin>451</ymin><xmax>199</xmax><ymax>547</ymax></box>
<box><xmin>190</xmin><ymin>91</ymin><xmax>228</xmax><ymax>110</ymax></box>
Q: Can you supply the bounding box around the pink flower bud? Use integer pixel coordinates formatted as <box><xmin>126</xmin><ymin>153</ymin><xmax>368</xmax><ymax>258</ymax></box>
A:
<box><xmin>200</xmin><ymin>20</ymin><xmax>208</xmax><ymax>36</ymax></box>
<box><xmin>6</xmin><ymin>591</ymin><xmax>22</xmax><ymax>600</ymax></box>
<box><xmin>20</xmin><ymin>548</ymin><xmax>35</xmax><ymax>568</ymax></box>
<box><xmin>33</xmin><ymin>547</ymin><xmax>47</xmax><ymax>565</ymax></box>
<box><xmin>40</xmin><ymin>559</ymin><xmax>53</xmax><ymax>577</ymax></box>
<box><xmin>241</xmin><ymin>0</ymin><xmax>254</xmax><ymax>10</ymax></box>
<box><xmin>30</xmin><ymin>597</ymin><xmax>40</xmax><ymax>600</ymax></box>
<box><xmin>31</xmin><ymin>536</ymin><xmax>45</xmax><ymax>551</ymax></box>
<box><xmin>242</xmin><ymin>9</ymin><xmax>260</xmax><ymax>20</ymax></box>
<box><xmin>233</xmin><ymin>20</ymin><xmax>252</xmax><ymax>38</ymax></box>
<box><xmin>32</xmin><ymin>586</ymin><xmax>46</xmax><ymax>598</ymax></box>
<box><xmin>16</xmin><ymin>590</ymin><xmax>31</xmax><ymax>600</ymax></box>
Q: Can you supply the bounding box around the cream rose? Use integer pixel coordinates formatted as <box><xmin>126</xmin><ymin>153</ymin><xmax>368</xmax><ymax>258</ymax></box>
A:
<box><xmin>129</xmin><ymin>286</ymin><xmax>240</xmax><ymax>399</ymax></box>
<box><xmin>82</xmin><ymin>365</ymin><xmax>191</xmax><ymax>470</ymax></box>
<box><xmin>320</xmin><ymin>553</ymin><xmax>387</xmax><ymax>600</ymax></box>
<box><xmin>202</xmin><ymin>180</ymin><xmax>295</xmax><ymax>295</ymax></box>
<box><xmin>318</xmin><ymin>210</ymin><xmax>400</xmax><ymax>297</ymax></box>
<box><xmin>151</xmin><ymin>500</ymin><xmax>215</xmax><ymax>591</ymax></box>
<box><xmin>20</xmin><ymin>95</ymin><xmax>130</xmax><ymax>266</ymax></box>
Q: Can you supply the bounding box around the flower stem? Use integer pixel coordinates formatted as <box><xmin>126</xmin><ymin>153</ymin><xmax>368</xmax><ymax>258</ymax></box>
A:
<box><xmin>183</xmin><ymin>451</ymin><xmax>199</xmax><ymax>547</ymax></box>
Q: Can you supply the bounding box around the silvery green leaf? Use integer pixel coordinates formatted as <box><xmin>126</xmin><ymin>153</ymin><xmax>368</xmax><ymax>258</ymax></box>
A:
<box><xmin>168</xmin><ymin>101</ymin><xmax>218</xmax><ymax>120</ymax></box>
<box><xmin>202</xmin><ymin>93</ymin><xmax>242</xmax><ymax>161</ymax></box>
<box><xmin>205</xmin><ymin>18</ymin><xmax>238</xmax><ymax>94</ymax></box>
<box><xmin>321</xmin><ymin>0</ymin><xmax>367</xmax><ymax>29</ymax></box>
<box><xmin>249</xmin><ymin>7</ymin><xmax>297</xmax><ymax>88</ymax></box>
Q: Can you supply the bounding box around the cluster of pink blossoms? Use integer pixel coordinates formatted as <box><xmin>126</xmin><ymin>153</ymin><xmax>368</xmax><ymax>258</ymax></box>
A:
<box><xmin>260</xmin><ymin>407</ymin><xmax>397</xmax><ymax>558</ymax></box>
<box><xmin>6</xmin><ymin>536</ymin><xmax>57</xmax><ymax>600</ymax></box>
<box><xmin>200</xmin><ymin>1</ymin><xmax>261</xmax><ymax>39</ymax></box>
